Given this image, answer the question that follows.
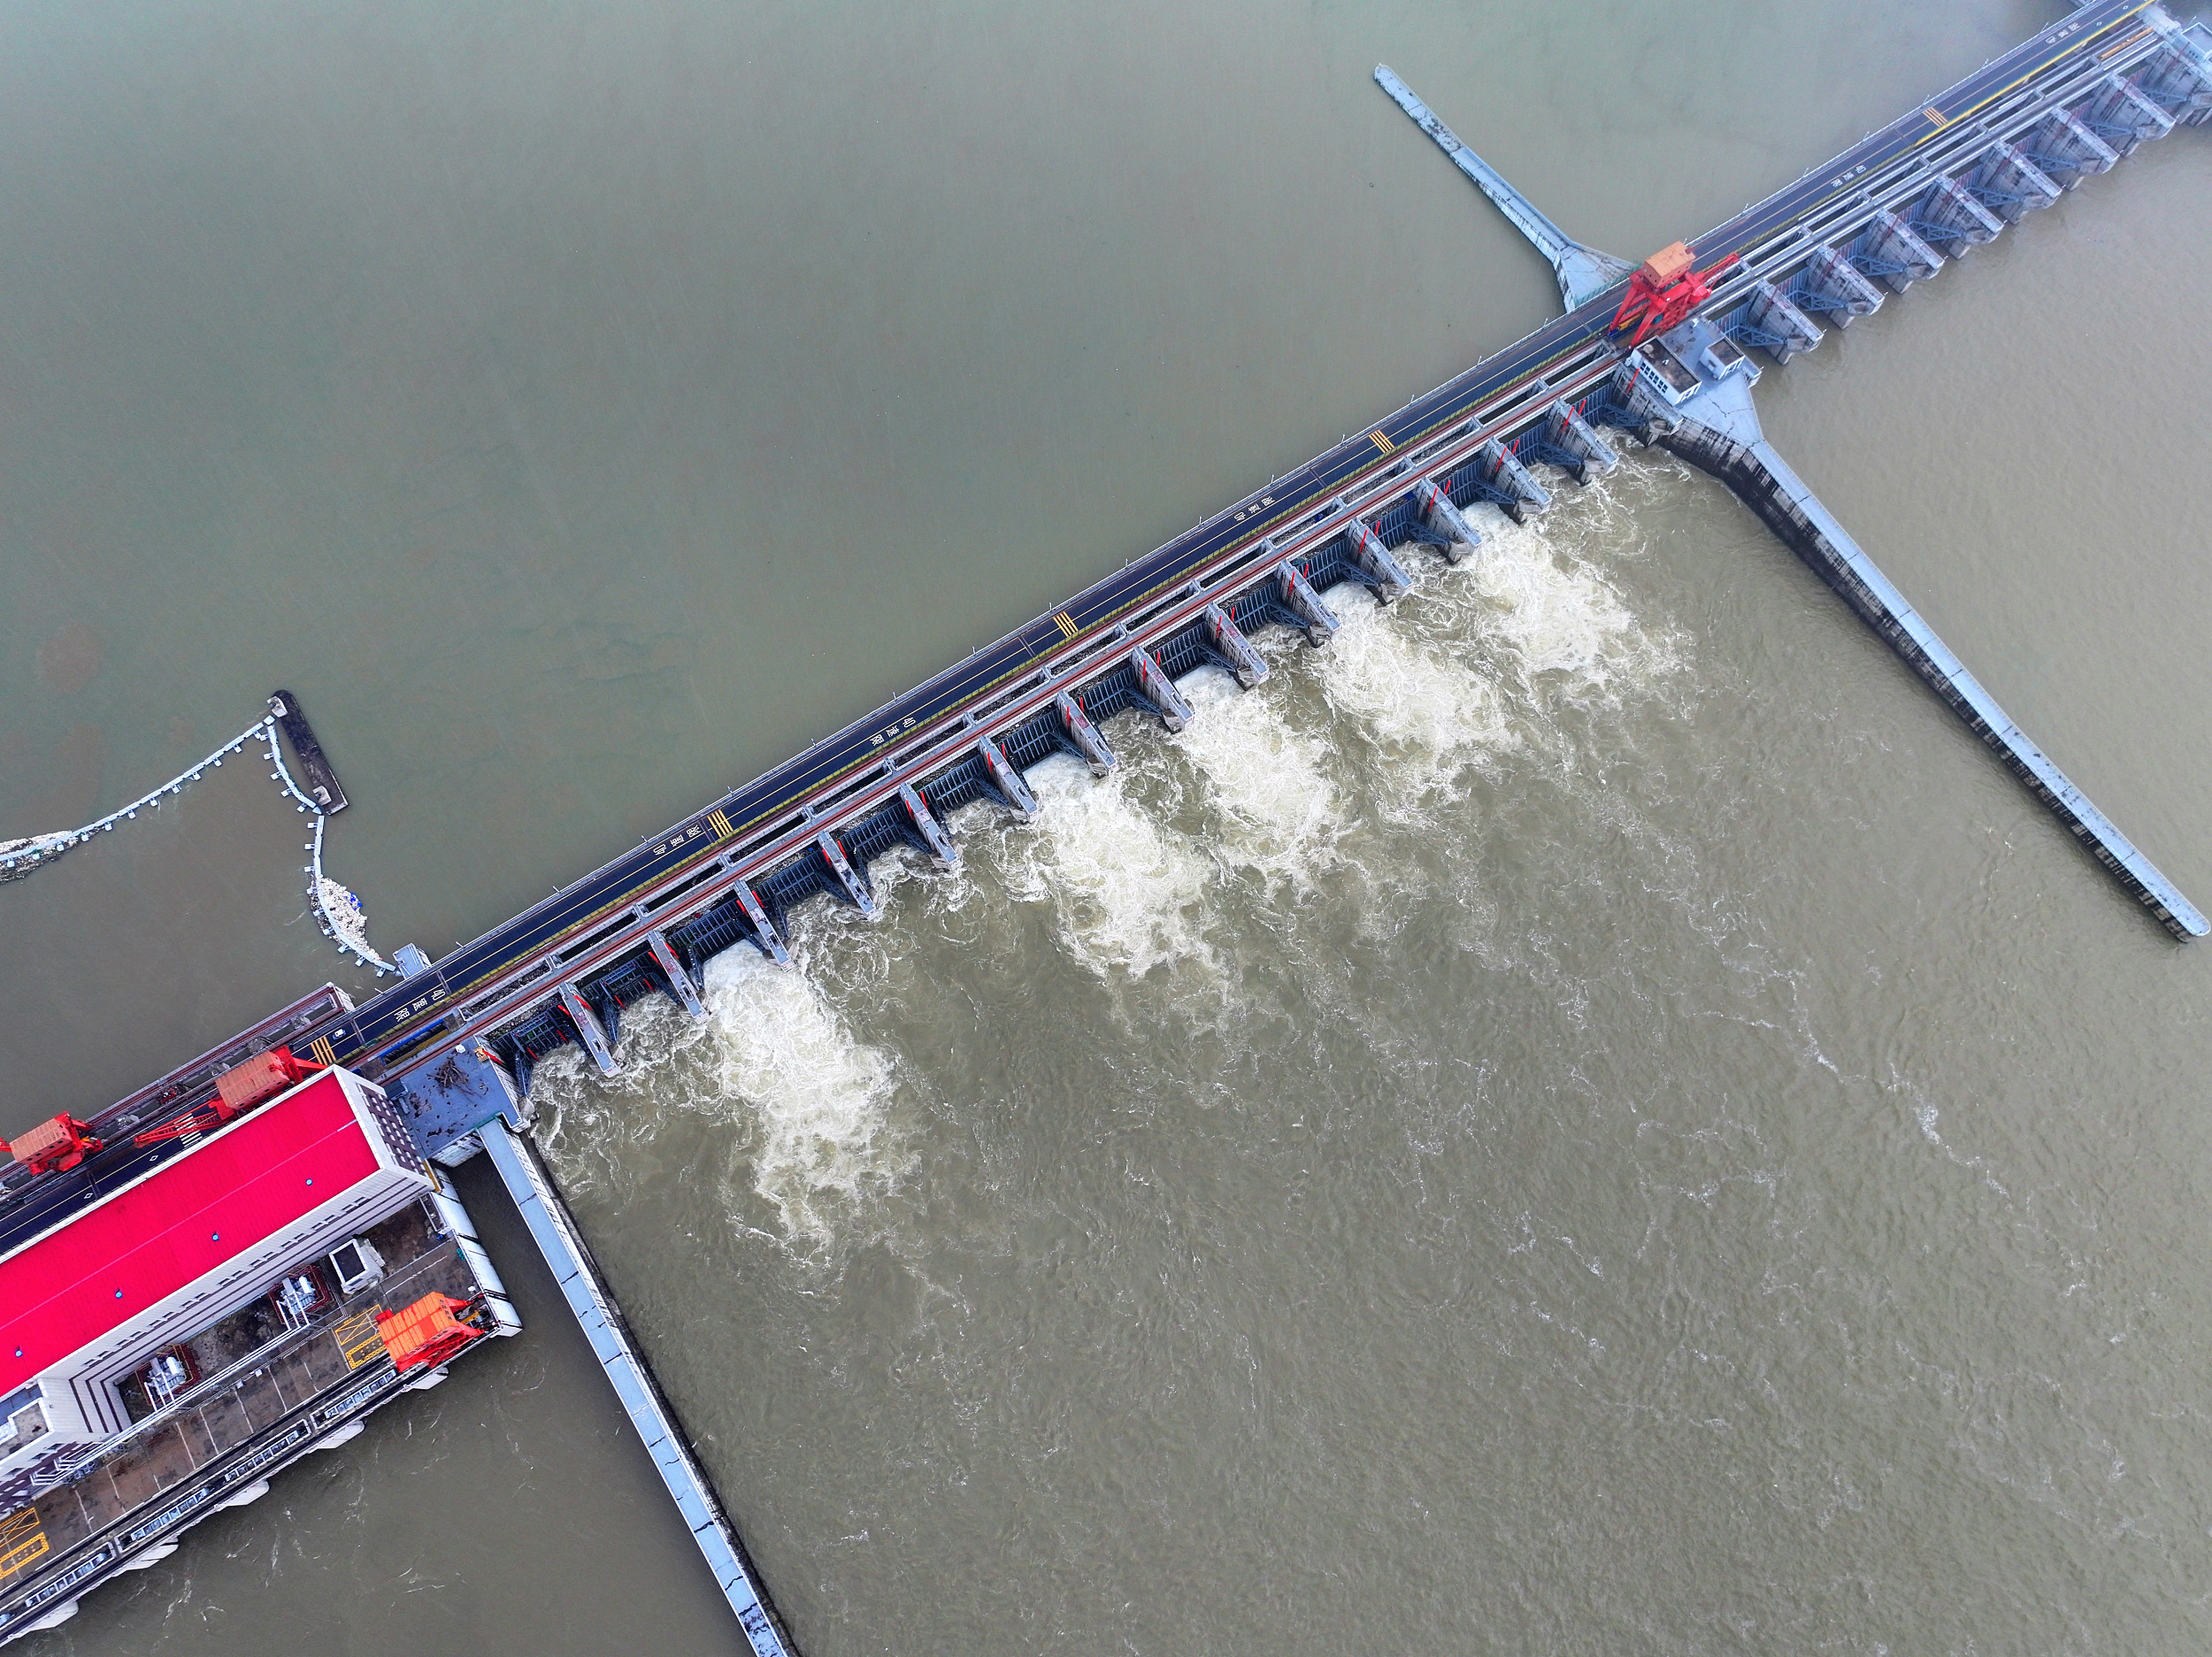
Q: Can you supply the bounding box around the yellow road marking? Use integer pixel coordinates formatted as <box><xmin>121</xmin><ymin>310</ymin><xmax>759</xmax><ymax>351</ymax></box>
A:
<box><xmin>0</xmin><ymin>1510</ymin><xmax>47</xmax><ymax>1580</ymax></box>
<box><xmin>309</xmin><ymin>1036</ymin><xmax>337</xmax><ymax>1068</ymax></box>
<box><xmin>708</xmin><ymin>809</ymin><xmax>733</xmax><ymax>840</ymax></box>
<box><xmin>1368</xmin><ymin>430</ymin><xmax>1395</xmax><ymax>455</ymax></box>
<box><xmin>1910</xmin><ymin>3</ymin><xmax>2153</xmax><ymax>148</ymax></box>
<box><xmin>1717</xmin><ymin>0</ymin><xmax>2159</xmax><ymax>266</ymax></box>
<box><xmin>1923</xmin><ymin>106</ymin><xmax>1949</xmax><ymax>127</ymax></box>
<box><xmin>1725</xmin><ymin>5</ymin><xmax>2154</xmax><ymax>266</ymax></box>
<box><xmin>1053</xmin><ymin>611</ymin><xmax>1078</xmax><ymax>641</ymax></box>
<box><xmin>336</xmin><ymin>1310</ymin><xmax>388</xmax><ymax>1370</ymax></box>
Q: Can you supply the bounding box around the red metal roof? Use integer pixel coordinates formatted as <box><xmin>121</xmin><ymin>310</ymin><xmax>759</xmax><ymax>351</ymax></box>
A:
<box><xmin>0</xmin><ymin>1071</ymin><xmax>380</xmax><ymax>1395</ymax></box>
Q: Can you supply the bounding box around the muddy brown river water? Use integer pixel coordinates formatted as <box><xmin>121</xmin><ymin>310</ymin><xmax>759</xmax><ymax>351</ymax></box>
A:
<box><xmin>3</xmin><ymin>2</ymin><xmax>2210</xmax><ymax>1651</ymax></box>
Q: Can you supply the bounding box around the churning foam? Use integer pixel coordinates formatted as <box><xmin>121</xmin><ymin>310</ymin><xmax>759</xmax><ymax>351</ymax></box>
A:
<box><xmin>1318</xmin><ymin>595</ymin><xmax>1516</xmax><ymax>806</ymax></box>
<box><xmin>1453</xmin><ymin>499</ymin><xmax>1679</xmax><ymax>706</ymax></box>
<box><xmin>1310</xmin><ymin>487</ymin><xmax>1682</xmax><ymax>807</ymax></box>
<box><xmin>698</xmin><ymin>945</ymin><xmax>904</xmax><ymax>1248</ymax></box>
<box><xmin>1173</xmin><ymin>670</ymin><xmax>1341</xmax><ymax>882</ymax></box>
<box><xmin>541</xmin><ymin>469</ymin><xmax>1689</xmax><ymax>1251</ymax></box>
<box><xmin>996</xmin><ymin>755</ymin><xmax>1213</xmax><ymax>981</ymax></box>
<box><xmin>526</xmin><ymin>923</ymin><xmax>907</xmax><ymax>1257</ymax></box>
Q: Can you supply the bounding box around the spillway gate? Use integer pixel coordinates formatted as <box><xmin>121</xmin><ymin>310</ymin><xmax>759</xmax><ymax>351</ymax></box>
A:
<box><xmin>12</xmin><ymin>4</ymin><xmax>2207</xmax><ymax>1648</ymax></box>
<box><xmin>425</xmin><ymin>2</ymin><xmax>2210</xmax><ymax>1101</ymax></box>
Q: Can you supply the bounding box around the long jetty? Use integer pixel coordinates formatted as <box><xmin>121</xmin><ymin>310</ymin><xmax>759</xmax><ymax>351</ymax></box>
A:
<box><xmin>7</xmin><ymin>4</ymin><xmax>2208</xmax><ymax>1645</ymax></box>
<box><xmin>481</xmin><ymin>1123</ymin><xmax>795</xmax><ymax>1656</ymax></box>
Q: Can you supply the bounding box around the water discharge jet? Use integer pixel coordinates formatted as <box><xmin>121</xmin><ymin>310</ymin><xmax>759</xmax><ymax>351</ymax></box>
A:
<box><xmin>6</xmin><ymin>4</ymin><xmax>2210</xmax><ymax>1645</ymax></box>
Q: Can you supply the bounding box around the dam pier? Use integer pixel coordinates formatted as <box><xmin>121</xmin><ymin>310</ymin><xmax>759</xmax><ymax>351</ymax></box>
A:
<box><xmin>3</xmin><ymin>2</ymin><xmax>2208</xmax><ymax>1645</ymax></box>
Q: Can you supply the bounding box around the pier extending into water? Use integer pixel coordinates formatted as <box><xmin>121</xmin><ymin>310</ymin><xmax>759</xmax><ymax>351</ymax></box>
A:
<box><xmin>6</xmin><ymin>3</ymin><xmax>2208</xmax><ymax>1645</ymax></box>
<box><xmin>1607</xmin><ymin>317</ymin><xmax>2207</xmax><ymax>938</ymax></box>
<box><xmin>482</xmin><ymin>1122</ymin><xmax>795</xmax><ymax>1656</ymax></box>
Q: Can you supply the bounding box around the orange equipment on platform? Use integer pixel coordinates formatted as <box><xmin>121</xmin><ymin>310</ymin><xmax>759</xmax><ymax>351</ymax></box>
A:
<box><xmin>1639</xmin><ymin>241</ymin><xmax>1697</xmax><ymax>287</ymax></box>
<box><xmin>215</xmin><ymin>1047</ymin><xmax>315</xmax><ymax>1113</ymax></box>
<box><xmin>133</xmin><ymin>1047</ymin><xmax>321</xmax><ymax>1147</ymax></box>
<box><xmin>8</xmin><ymin>1115</ymin><xmax>104</xmax><ymax>1177</ymax></box>
<box><xmin>1609</xmin><ymin>241</ymin><xmax>1741</xmax><ymax>347</ymax></box>
<box><xmin>376</xmin><ymin>1294</ymin><xmax>485</xmax><ymax>1374</ymax></box>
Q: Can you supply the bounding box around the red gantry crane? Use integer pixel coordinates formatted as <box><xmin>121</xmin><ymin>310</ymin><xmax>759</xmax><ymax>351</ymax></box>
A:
<box><xmin>133</xmin><ymin>1047</ymin><xmax>319</xmax><ymax>1147</ymax></box>
<box><xmin>1609</xmin><ymin>242</ymin><xmax>1741</xmax><ymax>347</ymax></box>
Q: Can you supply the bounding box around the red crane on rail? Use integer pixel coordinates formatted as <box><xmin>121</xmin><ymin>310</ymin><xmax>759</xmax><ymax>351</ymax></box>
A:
<box><xmin>1609</xmin><ymin>241</ymin><xmax>1741</xmax><ymax>347</ymax></box>
<box><xmin>132</xmin><ymin>1047</ymin><xmax>319</xmax><ymax>1147</ymax></box>
<box><xmin>8</xmin><ymin>1115</ymin><xmax>104</xmax><ymax>1176</ymax></box>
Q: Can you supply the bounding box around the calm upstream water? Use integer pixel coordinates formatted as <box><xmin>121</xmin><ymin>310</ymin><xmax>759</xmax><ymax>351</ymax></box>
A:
<box><xmin>5</xmin><ymin>1</ymin><xmax>2212</xmax><ymax>1651</ymax></box>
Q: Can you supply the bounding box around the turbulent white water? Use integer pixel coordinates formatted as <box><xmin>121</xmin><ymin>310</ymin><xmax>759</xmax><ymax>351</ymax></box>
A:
<box><xmin>995</xmin><ymin>754</ymin><xmax>1217</xmax><ymax>983</ymax></box>
<box><xmin>304</xmin><ymin>435</ymin><xmax>2211</xmax><ymax>1657</ymax></box>
<box><xmin>539</xmin><ymin>464</ymin><xmax>1693</xmax><ymax>1269</ymax></box>
<box><xmin>697</xmin><ymin>947</ymin><xmax>907</xmax><ymax>1243</ymax></box>
<box><xmin>1316</xmin><ymin>592</ymin><xmax>1516</xmax><ymax>805</ymax></box>
<box><xmin>536</xmin><ymin>945</ymin><xmax>908</xmax><ymax>1254</ymax></box>
<box><xmin>1174</xmin><ymin>668</ymin><xmax>1341</xmax><ymax>885</ymax></box>
<box><xmin>1457</xmin><ymin>495</ymin><xmax>1682</xmax><ymax>695</ymax></box>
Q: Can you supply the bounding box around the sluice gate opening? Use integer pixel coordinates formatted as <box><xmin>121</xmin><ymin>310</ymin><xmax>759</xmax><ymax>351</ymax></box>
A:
<box><xmin>383</xmin><ymin>0</ymin><xmax>2212</xmax><ymax>1154</ymax></box>
<box><xmin>5</xmin><ymin>4</ymin><xmax>2208</xmax><ymax>1647</ymax></box>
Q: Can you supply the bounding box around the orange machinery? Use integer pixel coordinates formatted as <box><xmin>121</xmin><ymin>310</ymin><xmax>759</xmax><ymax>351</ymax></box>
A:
<box><xmin>376</xmin><ymin>1293</ymin><xmax>488</xmax><ymax>1374</ymax></box>
<box><xmin>8</xmin><ymin>1115</ymin><xmax>104</xmax><ymax>1177</ymax></box>
<box><xmin>134</xmin><ymin>1047</ymin><xmax>319</xmax><ymax>1147</ymax></box>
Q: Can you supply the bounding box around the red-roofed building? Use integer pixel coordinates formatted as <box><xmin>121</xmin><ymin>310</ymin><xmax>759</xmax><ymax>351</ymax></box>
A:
<box><xmin>0</xmin><ymin>1067</ymin><xmax>432</xmax><ymax>1502</ymax></box>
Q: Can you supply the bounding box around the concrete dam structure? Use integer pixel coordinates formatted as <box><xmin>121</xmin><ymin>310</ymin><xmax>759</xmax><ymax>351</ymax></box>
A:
<box><xmin>4</xmin><ymin>1</ymin><xmax>2208</xmax><ymax>1645</ymax></box>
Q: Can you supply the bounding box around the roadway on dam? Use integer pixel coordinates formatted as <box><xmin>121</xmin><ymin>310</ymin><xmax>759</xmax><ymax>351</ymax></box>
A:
<box><xmin>242</xmin><ymin>0</ymin><xmax>2170</xmax><ymax>1095</ymax></box>
<box><xmin>8</xmin><ymin>0</ymin><xmax>2211</xmax><ymax>1651</ymax></box>
<box><xmin>0</xmin><ymin>0</ymin><xmax>2170</xmax><ymax>1277</ymax></box>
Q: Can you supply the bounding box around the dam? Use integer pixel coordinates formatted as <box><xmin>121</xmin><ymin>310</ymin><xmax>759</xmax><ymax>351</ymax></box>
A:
<box><xmin>2</xmin><ymin>1</ymin><xmax>2208</xmax><ymax>1645</ymax></box>
<box><xmin>248</xmin><ymin>4</ymin><xmax>2212</xmax><ymax>1100</ymax></box>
